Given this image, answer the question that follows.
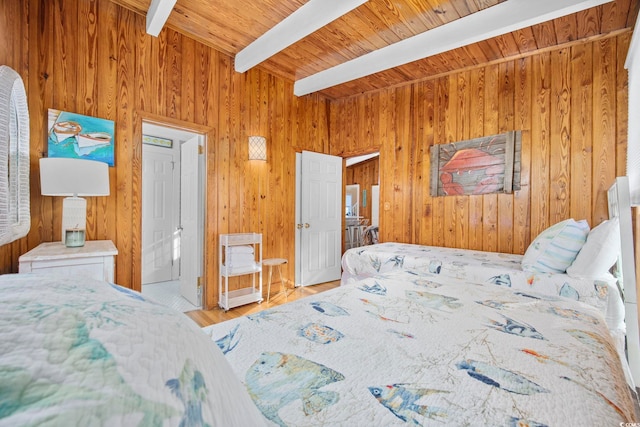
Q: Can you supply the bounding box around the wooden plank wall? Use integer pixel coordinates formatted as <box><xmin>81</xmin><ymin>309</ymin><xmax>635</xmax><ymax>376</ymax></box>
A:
<box><xmin>0</xmin><ymin>0</ymin><xmax>633</xmax><ymax>308</ymax></box>
<box><xmin>331</xmin><ymin>32</ymin><xmax>631</xmax><ymax>254</ymax></box>
<box><xmin>0</xmin><ymin>0</ymin><xmax>330</xmax><ymax>308</ymax></box>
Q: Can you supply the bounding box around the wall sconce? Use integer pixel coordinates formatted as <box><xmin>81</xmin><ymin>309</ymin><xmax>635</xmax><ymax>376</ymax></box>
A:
<box><xmin>248</xmin><ymin>136</ymin><xmax>267</xmax><ymax>161</ymax></box>
<box><xmin>40</xmin><ymin>157</ymin><xmax>110</xmax><ymax>247</ymax></box>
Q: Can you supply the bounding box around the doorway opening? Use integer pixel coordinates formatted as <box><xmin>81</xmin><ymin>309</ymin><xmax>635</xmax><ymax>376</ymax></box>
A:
<box><xmin>140</xmin><ymin>121</ymin><xmax>206</xmax><ymax>312</ymax></box>
<box><xmin>344</xmin><ymin>152</ymin><xmax>379</xmax><ymax>251</ymax></box>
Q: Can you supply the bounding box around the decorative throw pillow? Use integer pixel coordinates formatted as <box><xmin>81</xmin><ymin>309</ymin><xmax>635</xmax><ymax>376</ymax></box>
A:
<box><xmin>566</xmin><ymin>217</ymin><xmax>620</xmax><ymax>279</ymax></box>
<box><xmin>521</xmin><ymin>218</ymin><xmax>590</xmax><ymax>274</ymax></box>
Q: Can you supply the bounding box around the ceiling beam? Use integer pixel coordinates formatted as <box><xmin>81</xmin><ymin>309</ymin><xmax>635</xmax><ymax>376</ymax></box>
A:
<box><xmin>235</xmin><ymin>0</ymin><xmax>368</xmax><ymax>73</ymax></box>
<box><xmin>294</xmin><ymin>0</ymin><xmax>613</xmax><ymax>96</ymax></box>
<box><xmin>146</xmin><ymin>0</ymin><xmax>177</xmax><ymax>37</ymax></box>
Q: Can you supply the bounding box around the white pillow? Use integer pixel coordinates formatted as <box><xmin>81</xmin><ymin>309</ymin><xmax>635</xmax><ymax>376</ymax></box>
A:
<box><xmin>567</xmin><ymin>217</ymin><xmax>620</xmax><ymax>279</ymax></box>
<box><xmin>522</xmin><ymin>218</ymin><xmax>590</xmax><ymax>274</ymax></box>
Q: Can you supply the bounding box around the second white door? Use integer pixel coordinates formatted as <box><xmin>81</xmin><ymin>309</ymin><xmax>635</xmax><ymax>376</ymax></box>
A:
<box><xmin>297</xmin><ymin>150</ymin><xmax>343</xmax><ymax>286</ymax></box>
<box><xmin>142</xmin><ymin>145</ymin><xmax>178</xmax><ymax>284</ymax></box>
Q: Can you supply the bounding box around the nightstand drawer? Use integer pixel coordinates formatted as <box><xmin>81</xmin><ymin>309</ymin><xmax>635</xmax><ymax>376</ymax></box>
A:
<box><xmin>19</xmin><ymin>241</ymin><xmax>118</xmax><ymax>282</ymax></box>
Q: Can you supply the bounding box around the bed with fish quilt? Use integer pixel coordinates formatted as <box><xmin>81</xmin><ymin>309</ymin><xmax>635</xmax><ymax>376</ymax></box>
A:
<box><xmin>205</xmin><ymin>268</ymin><xmax>637</xmax><ymax>426</ymax></box>
<box><xmin>0</xmin><ymin>273</ymin><xmax>267</xmax><ymax>426</ymax></box>
<box><xmin>341</xmin><ymin>243</ymin><xmax>624</xmax><ymax>330</ymax></box>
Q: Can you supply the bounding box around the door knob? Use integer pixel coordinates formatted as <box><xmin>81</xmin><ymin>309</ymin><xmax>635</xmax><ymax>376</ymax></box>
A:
<box><xmin>304</xmin><ymin>223</ymin><xmax>310</xmax><ymax>228</ymax></box>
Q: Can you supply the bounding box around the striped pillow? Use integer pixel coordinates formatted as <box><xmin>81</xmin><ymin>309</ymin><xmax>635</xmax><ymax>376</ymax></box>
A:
<box><xmin>522</xmin><ymin>219</ymin><xmax>590</xmax><ymax>274</ymax></box>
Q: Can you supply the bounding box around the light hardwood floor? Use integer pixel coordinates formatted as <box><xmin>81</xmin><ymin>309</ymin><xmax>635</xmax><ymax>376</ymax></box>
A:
<box><xmin>186</xmin><ymin>280</ymin><xmax>340</xmax><ymax>327</ymax></box>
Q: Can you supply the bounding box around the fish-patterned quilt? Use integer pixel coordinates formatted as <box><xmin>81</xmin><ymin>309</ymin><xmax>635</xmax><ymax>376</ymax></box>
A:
<box><xmin>205</xmin><ymin>269</ymin><xmax>637</xmax><ymax>426</ymax></box>
<box><xmin>341</xmin><ymin>242</ymin><xmax>624</xmax><ymax>330</ymax></box>
<box><xmin>0</xmin><ymin>273</ymin><xmax>267</xmax><ymax>427</ymax></box>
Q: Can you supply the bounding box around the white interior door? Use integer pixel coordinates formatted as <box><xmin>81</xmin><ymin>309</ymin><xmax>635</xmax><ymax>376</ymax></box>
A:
<box><xmin>142</xmin><ymin>146</ymin><xmax>177</xmax><ymax>284</ymax></box>
<box><xmin>180</xmin><ymin>136</ymin><xmax>201</xmax><ymax>306</ymax></box>
<box><xmin>297</xmin><ymin>150</ymin><xmax>342</xmax><ymax>286</ymax></box>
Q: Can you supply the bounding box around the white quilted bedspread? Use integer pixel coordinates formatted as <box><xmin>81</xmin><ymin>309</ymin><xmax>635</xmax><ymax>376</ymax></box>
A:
<box><xmin>206</xmin><ymin>269</ymin><xmax>636</xmax><ymax>426</ymax></box>
<box><xmin>341</xmin><ymin>243</ymin><xmax>621</xmax><ymax>324</ymax></box>
<box><xmin>0</xmin><ymin>273</ymin><xmax>266</xmax><ymax>427</ymax></box>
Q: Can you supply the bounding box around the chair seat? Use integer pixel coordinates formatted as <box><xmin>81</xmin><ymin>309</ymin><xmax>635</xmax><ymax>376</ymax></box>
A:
<box><xmin>263</xmin><ymin>258</ymin><xmax>287</xmax><ymax>267</ymax></box>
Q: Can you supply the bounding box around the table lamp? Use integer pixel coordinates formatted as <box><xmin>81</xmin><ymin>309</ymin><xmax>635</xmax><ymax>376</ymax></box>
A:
<box><xmin>39</xmin><ymin>157</ymin><xmax>110</xmax><ymax>247</ymax></box>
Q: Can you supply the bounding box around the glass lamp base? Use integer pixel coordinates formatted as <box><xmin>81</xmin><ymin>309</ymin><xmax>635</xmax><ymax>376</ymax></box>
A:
<box><xmin>65</xmin><ymin>229</ymin><xmax>86</xmax><ymax>247</ymax></box>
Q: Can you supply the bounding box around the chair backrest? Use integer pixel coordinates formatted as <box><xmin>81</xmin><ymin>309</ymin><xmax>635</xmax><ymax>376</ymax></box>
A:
<box><xmin>363</xmin><ymin>226</ymin><xmax>379</xmax><ymax>245</ymax></box>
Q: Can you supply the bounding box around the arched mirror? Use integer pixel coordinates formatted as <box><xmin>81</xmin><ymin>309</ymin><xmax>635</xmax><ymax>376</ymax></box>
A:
<box><xmin>0</xmin><ymin>65</ymin><xmax>30</xmax><ymax>245</ymax></box>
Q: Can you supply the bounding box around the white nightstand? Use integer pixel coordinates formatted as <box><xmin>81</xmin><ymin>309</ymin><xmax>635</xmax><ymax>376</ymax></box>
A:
<box><xmin>19</xmin><ymin>240</ymin><xmax>118</xmax><ymax>282</ymax></box>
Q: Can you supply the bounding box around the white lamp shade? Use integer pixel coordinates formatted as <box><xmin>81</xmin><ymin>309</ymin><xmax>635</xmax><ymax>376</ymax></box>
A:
<box><xmin>40</xmin><ymin>157</ymin><xmax>110</xmax><ymax>196</ymax></box>
<box><xmin>248</xmin><ymin>136</ymin><xmax>267</xmax><ymax>161</ymax></box>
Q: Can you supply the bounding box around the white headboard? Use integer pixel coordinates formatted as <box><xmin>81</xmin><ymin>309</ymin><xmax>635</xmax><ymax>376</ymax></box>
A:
<box><xmin>607</xmin><ymin>176</ymin><xmax>640</xmax><ymax>385</ymax></box>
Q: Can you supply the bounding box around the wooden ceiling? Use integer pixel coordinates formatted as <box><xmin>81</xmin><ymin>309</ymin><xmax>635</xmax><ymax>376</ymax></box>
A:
<box><xmin>110</xmin><ymin>0</ymin><xmax>639</xmax><ymax>99</ymax></box>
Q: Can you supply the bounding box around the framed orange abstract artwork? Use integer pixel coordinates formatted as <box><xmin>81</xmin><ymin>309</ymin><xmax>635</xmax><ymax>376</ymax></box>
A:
<box><xmin>429</xmin><ymin>131</ymin><xmax>521</xmax><ymax>197</ymax></box>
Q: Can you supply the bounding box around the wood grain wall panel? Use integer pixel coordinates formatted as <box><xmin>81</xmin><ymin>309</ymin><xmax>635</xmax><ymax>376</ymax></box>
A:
<box><xmin>593</xmin><ymin>38</ymin><xmax>618</xmax><ymax>225</ymax></box>
<box><xmin>129</xmin><ymin>14</ymin><xmax>147</xmax><ymax>289</ymax></box>
<box><xmin>603</xmin><ymin>0</ymin><xmax>635</xmax><ymax>32</ymax></box>
<box><xmin>432</xmin><ymin>79</ymin><xmax>447</xmax><ymax>248</ymax></box>
<box><xmin>445</xmin><ymin>75</ymin><xmax>462</xmax><ymax>249</ymax></box>
<box><xmin>416</xmin><ymin>80</ymin><xmax>435</xmax><ymax>245</ymax></box>
<box><xmin>498</xmin><ymin>61</ymin><xmax>515</xmax><ymax>253</ymax></box>
<box><xmin>166</xmin><ymin>31</ymin><xmax>181</xmax><ymax>119</ymax></box>
<box><xmin>53</xmin><ymin>0</ymin><xmax>77</xmax><ymax>113</ymax></box>
<box><xmin>576</xmin><ymin>9</ymin><xmax>601</xmax><ymax>39</ymax></box>
<box><xmin>77</xmin><ymin>0</ymin><xmax>98</xmax><ymax>118</ymax></box>
<box><xmin>98</xmin><ymin>0</ymin><xmax>119</xmax><ymax>247</ymax></box>
<box><xmin>549</xmin><ymin>48</ymin><xmax>571</xmax><ymax>225</ymax></box>
<box><xmin>455</xmin><ymin>72</ymin><xmax>470</xmax><ymax>249</ymax></box>
<box><xmin>395</xmin><ymin>86</ymin><xmax>413</xmax><ymax>245</ymax></box>
<box><xmin>380</xmin><ymin>90</ymin><xmax>394</xmax><ymax>240</ymax></box>
<box><xmin>513</xmin><ymin>57</ymin><xmax>533</xmax><ymax>254</ymax></box>
<box><xmin>554</xmin><ymin>15</ymin><xmax>578</xmax><ymax>45</ymax></box>
<box><xmin>0</xmin><ymin>0</ymin><xmax>332</xmax><ymax>308</ymax></box>
<box><xmin>180</xmin><ymin>36</ymin><xmax>195</xmax><ymax>123</ymax></box>
<box><xmin>570</xmin><ymin>43</ymin><xmax>595</xmax><ymax>225</ymax></box>
<box><xmin>530</xmin><ymin>51</ymin><xmax>552</xmax><ymax>239</ymax></box>
<box><xmin>30</xmin><ymin>0</ymin><xmax>53</xmax><ymax>251</ymax></box>
<box><xmin>513</xmin><ymin>28</ymin><xmax>538</xmax><ymax>55</ymax></box>
<box><xmin>0</xmin><ymin>0</ymin><xmax>632</xmax><ymax>304</ymax></box>
<box><xmin>329</xmin><ymin>33</ymin><xmax>630</xmax><ymax>255</ymax></box>
<box><xmin>531</xmin><ymin>21</ymin><xmax>558</xmax><ymax>50</ymax></box>
<box><xmin>628</xmin><ymin>0</ymin><xmax>640</xmax><ymax>27</ymax></box>
<box><xmin>78</xmin><ymin>0</ymin><xmax>98</xmax><ymax>243</ymax></box>
<box><xmin>482</xmin><ymin>61</ymin><xmax>499</xmax><ymax>252</ymax></box>
<box><xmin>116</xmin><ymin>7</ymin><xmax>135</xmax><ymax>286</ymax></box>
<box><xmin>468</xmin><ymin>68</ymin><xmax>485</xmax><ymax>251</ymax></box>
<box><xmin>411</xmin><ymin>82</ymin><xmax>426</xmax><ymax>244</ymax></box>
<box><xmin>617</xmin><ymin>32</ymin><xmax>632</xmax><ymax>178</ymax></box>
